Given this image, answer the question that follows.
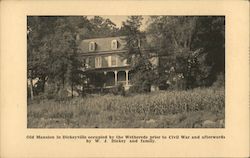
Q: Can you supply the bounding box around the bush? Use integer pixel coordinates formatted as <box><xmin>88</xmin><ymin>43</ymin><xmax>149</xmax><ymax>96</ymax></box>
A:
<box><xmin>43</xmin><ymin>83</ymin><xmax>70</xmax><ymax>101</ymax></box>
<box><xmin>128</xmin><ymin>81</ymin><xmax>151</xmax><ymax>93</ymax></box>
<box><xmin>55</xmin><ymin>88</ymin><xmax>70</xmax><ymax>101</ymax></box>
<box><xmin>109</xmin><ymin>83</ymin><xmax>125</xmax><ymax>96</ymax></box>
<box><xmin>44</xmin><ymin>83</ymin><xmax>57</xmax><ymax>99</ymax></box>
<box><xmin>212</xmin><ymin>73</ymin><xmax>225</xmax><ymax>88</ymax></box>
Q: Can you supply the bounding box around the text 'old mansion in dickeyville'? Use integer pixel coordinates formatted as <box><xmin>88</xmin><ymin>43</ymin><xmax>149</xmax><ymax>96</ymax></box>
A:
<box><xmin>78</xmin><ymin>36</ymin><xmax>159</xmax><ymax>91</ymax></box>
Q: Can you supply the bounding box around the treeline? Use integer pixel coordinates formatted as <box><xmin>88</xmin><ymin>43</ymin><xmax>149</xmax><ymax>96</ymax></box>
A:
<box><xmin>27</xmin><ymin>16</ymin><xmax>225</xmax><ymax>99</ymax></box>
<box><xmin>27</xmin><ymin>16</ymin><xmax>122</xmax><ymax>99</ymax></box>
<box><xmin>125</xmin><ymin>16</ymin><xmax>225</xmax><ymax>91</ymax></box>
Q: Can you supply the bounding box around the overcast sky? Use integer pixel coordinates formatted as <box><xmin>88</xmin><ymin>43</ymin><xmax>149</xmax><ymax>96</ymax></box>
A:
<box><xmin>87</xmin><ymin>15</ymin><xmax>149</xmax><ymax>30</ymax></box>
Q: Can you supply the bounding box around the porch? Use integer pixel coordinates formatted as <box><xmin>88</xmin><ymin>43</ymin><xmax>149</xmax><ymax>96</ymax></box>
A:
<box><xmin>104</xmin><ymin>70</ymin><xmax>131</xmax><ymax>90</ymax></box>
<box><xmin>84</xmin><ymin>68</ymin><xmax>132</xmax><ymax>91</ymax></box>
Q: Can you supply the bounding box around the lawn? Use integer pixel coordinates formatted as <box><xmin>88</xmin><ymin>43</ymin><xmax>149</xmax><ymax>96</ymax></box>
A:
<box><xmin>27</xmin><ymin>88</ymin><xmax>225</xmax><ymax>128</ymax></box>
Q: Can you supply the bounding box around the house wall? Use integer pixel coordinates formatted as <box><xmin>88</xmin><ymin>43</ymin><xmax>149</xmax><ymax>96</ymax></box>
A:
<box><xmin>85</xmin><ymin>54</ymin><xmax>127</xmax><ymax>69</ymax></box>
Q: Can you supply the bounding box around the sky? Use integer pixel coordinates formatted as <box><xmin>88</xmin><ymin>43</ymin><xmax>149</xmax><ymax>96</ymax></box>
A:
<box><xmin>86</xmin><ymin>15</ymin><xmax>149</xmax><ymax>30</ymax></box>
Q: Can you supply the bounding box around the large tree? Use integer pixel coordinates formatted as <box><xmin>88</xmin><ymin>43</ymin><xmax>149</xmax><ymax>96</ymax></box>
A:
<box><xmin>27</xmin><ymin>16</ymin><xmax>123</xmax><ymax>98</ymax></box>
<box><xmin>84</xmin><ymin>16</ymin><xmax>120</xmax><ymax>38</ymax></box>
<box><xmin>192</xmin><ymin>16</ymin><xmax>225</xmax><ymax>85</ymax></box>
<box><xmin>120</xmin><ymin>16</ymin><xmax>158</xmax><ymax>92</ymax></box>
<box><xmin>28</xmin><ymin>16</ymin><xmax>85</xmax><ymax>98</ymax></box>
<box><xmin>27</xmin><ymin>16</ymin><xmax>58</xmax><ymax>97</ymax></box>
<box><xmin>146</xmin><ymin>16</ymin><xmax>225</xmax><ymax>89</ymax></box>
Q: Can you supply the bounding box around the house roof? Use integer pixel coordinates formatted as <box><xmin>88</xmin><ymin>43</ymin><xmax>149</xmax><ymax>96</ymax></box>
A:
<box><xmin>79</xmin><ymin>36</ymin><xmax>127</xmax><ymax>53</ymax></box>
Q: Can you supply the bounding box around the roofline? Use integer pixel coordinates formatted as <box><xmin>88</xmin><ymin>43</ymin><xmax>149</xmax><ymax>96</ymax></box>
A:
<box><xmin>83</xmin><ymin>65</ymin><xmax>131</xmax><ymax>72</ymax></box>
<box><xmin>79</xmin><ymin>50</ymin><xmax>127</xmax><ymax>56</ymax></box>
<box><xmin>79</xmin><ymin>47</ymin><xmax>158</xmax><ymax>56</ymax></box>
<box><xmin>80</xmin><ymin>32</ymin><xmax>160</xmax><ymax>41</ymax></box>
<box><xmin>80</xmin><ymin>36</ymin><xmax>126</xmax><ymax>41</ymax></box>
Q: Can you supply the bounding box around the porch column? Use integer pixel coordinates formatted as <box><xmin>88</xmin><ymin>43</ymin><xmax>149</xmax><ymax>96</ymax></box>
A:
<box><xmin>114</xmin><ymin>70</ymin><xmax>118</xmax><ymax>85</ymax></box>
<box><xmin>125</xmin><ymin>70</ymin><xmax>129</xmax><ymax>86</ymax></box>
<box><xmin>104</xmin><ymin>71</ymin><xmax>107</xmax><ymax>87</ymax></box>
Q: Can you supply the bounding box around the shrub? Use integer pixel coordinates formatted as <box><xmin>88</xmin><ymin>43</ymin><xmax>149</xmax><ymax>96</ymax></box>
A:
<box><xmin>212</xmin><ymin>73</ymin><xmax>225</xmax><ymax>88</ymax></box>
<box><xmin>109</xmin><ymin>83</ymin><xmax>125</xmax><ymax>96</ymax></box>
<box><xmin>43</xmin><ymin>83</ymin><xmax>58</xmax><ymax>99</ymax></box>
<box><xmin>55</xmin><ymin>88</ymin><xmax>70</xmax><ymax>101</ymax></box>
<box><xmin>128</xmin><ymin>81</ymin><xmax>151</xmax><ymax>93</ymax></box>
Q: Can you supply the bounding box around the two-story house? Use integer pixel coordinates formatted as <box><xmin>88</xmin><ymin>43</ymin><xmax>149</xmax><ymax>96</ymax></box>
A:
<box><xmin>79</xmin><ymin>36</ymin><xmax>132</xmax><ymax>90</ymax></box>
<box><xmin>78</xmin><ymin>36</ymin><xmax>159</xmax><ymax>91</ymax></box>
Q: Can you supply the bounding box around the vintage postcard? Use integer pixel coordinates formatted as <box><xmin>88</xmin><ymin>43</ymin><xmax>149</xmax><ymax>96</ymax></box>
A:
<box><xmin>0</xmin><ymin>0</ymin><xmax>249</xmax><ymax>157</ymax></box>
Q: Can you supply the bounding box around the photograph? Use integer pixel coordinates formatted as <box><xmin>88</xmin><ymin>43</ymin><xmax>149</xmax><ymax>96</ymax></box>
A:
<box><xmin>27</xmin><ymin>15</ymin><xmax>225</xmax><ymax>128</ymax></box>
<box><xmin>1</xmin><ymin>1</ymin><xmax>249</xmax><ymax>157</ymax></box>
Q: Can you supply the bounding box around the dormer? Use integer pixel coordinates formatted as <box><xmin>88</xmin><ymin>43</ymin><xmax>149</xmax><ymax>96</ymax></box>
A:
<box><xmin>89</xmin><ymin>41</ymin><xmax>96</xmax><ymax>51</ymax></box>
<box><xmin>111</xmin><ymin>39</ymin><xmax>118</xmax><ymax>50</ymax></box>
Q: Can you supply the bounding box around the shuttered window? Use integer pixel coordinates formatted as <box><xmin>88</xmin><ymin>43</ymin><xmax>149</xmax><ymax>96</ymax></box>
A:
<box><xmin>89</xmin><ymin>42</ymin><xmax>96</xmax><ymax>51</ymax></box>
<box><xmin>95</xmin><ymin>56</ymin><xmax>102</xmax><ymax>68</ymax></box>
<box><xmin>111</xmin><ymin>40</ymin><xmax>118</xmax><ymax>50</ymax></box>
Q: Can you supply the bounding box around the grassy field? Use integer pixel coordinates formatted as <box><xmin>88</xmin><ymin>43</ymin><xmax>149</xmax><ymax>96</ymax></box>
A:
<box><xmin>28</xmin><ymin>88</ymin><xmax>225</xmax><ymax>128</ymax></box>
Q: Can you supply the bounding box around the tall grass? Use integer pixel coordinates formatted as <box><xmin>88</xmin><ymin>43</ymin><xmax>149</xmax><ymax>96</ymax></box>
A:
<box><xmin>28</xmin><ymin>88</ymin><xmax>225</xmax><ymax>128</ymax></box>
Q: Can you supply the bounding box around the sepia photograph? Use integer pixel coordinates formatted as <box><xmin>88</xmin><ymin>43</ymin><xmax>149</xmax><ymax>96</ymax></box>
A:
<box><xmin>1</xmin><ymin>0</ymin><xmax>249</xmax><ymax>157</ymax></box>
<box><xmin>27</xmin><ymin>15</ymin><xmax>225</xmax><ymax>128</ymax></box>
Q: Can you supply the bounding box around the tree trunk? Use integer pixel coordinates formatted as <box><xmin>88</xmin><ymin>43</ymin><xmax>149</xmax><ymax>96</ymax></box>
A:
<box><xmin>71</xmin><ymin>82</ymin><xmax>74</xmax><ymax>98</ymax></box>
<box><xmin>62</xmin><ymin>76</ymin><xmax>65</xmax><ymax>88</ymax></box>
<box><xmin>29</xmin><ymin>71</ymin><xmax>34</xmax><ymax>100</ymax></box>
<box><xmin>41</xmin><ymin>76</ymin><xmax>46</xmax><ymax>93</ymax></box>
<box><xmin>30</xmin><ymin>79</ymin><xmax>34</xmax><ymax>100</ymax></box>
<box><xmin>81</xmin><ymin>83</ymin><xmax>85</xmax><ymax>97</ymax></box>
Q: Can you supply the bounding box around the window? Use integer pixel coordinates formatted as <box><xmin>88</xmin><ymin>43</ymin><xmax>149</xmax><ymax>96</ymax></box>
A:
<box><xmin>89</xmin><ymin>42</ymin><xmax>96</xmax><ymax>51</ymax></box>
<box><xmin>102</xmin><ymin>56</ymin><xmax>109</xmax><ymax>67</ymax></box>
<box><xmin>95</xmin><ymin>56</ymin><xmax>102</xmax><ymax>68</ymax></box>
<box><xmin>111</xmin><ymin>55</ymin><xmax>117</xmax><ymax>66</ymax></box>
<box><xmin>111</xmin><ymin>40</ymin><xmax>118</xmax><ymax>50</ymax></box>
<box><xmin>88</xmin><ymin>56</ymin><xmax>95</xmax><ymax>68</ymax></box>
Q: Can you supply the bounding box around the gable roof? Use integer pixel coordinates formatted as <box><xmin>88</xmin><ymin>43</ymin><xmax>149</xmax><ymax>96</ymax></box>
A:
<box><xmin>79</xmin><ymin>36</ymin><xmax>127</xmax><ymax>53</ymax></box>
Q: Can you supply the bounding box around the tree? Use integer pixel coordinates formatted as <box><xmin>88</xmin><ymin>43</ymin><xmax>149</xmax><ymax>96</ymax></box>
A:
<box><xmin>192</xmin><ymin>16</ymin><xmax>225</xmax><ymax>85</ymax></box>
<box><xmin>146</xmin><ymin>16</ymin><xmax>225</xmax><ymax>89</ymax></box>
<box><xmin>46</xmin><ymin>17</ymin><xmax>85</xmax><ymax>98</ymax></box>
<box><xmin>146</xmin><ymin>16</ymin><xmax>198</xmax><ymax>89</ymax></box>
<box><xmin>88</xmin><ymin>16</ymin><xmax>120</xmax><ymax>38</ymax></box>
<box><xmin>120</xmin><ymin>16</ymin><xmax>157</xmax><ymax>92</ymax></box>
<box><xmin>27</xmin><ymin>16</ymin><xmax>57</xmax><ymax>97</ymax></box>
<box><xmin>27</xmin><ymin>16</ymin><xmax>87</xmax><ymax>99</ymax></box>
<box><xmin>27</xmin><ymin>16</ymin><xmax>125</xmax><ymax>99</ymax></box>
<box><xmin>120</xmin><ymin>16</ymin><xmax>143</xmax><ymax>59</ymax></box>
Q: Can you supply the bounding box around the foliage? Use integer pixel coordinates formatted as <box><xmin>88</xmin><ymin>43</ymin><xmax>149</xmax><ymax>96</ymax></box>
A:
<box><xmin>109</xmin><ymin>83</ymin><xmax>125</xmax><ymax>96</ymax></box>
<box><xmin>212</xmin><ymin>73</ymin><xmax>225</xmax><ymax>88</ymax></box>
<box><xmin>120</xmin><ymin>16</ymin><xmax>158</xmax><ymax>93</ymax></box>
<box><xmin>27</xmin><ymin>17</ymin><xmax>56</xmax><ymax>96</ymax></box>
<box><xmin>27</xmin><ymin>16</ymin><xmax>225</xmax><ymax>98</ymax></box>
<box><xmin>193</xmin><ymin>16</ymin><xmax>225</xmax><ymax>85</ymax></box>
<box><xmin>146</xmin><ymin>16</ymin><xmax>225</xmax><ymax>89</ymax></box>
<box><xmin>27</xmin><ymin>16</ymin><xmax>121</xmax><ymax>98</ymax></box>
<box><xmin>88</xmin><ymin>16</ymin><xmax>120</xmax><ymax>38</ymax></box>
<box><xmin>120</xmin><ymin>16</ymin><xmax>144</xmax><ymax>58</ymax></box>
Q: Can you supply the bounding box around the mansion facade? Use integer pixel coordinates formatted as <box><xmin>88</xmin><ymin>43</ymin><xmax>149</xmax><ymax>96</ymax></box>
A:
<box><xmin>78</xmin><ymin>36</ymin><xmax>158</xmax><ymax>90</ymax></box>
